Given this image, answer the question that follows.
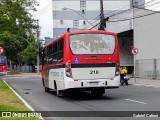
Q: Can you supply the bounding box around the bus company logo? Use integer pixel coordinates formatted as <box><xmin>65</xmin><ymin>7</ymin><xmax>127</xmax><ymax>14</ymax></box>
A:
<box><xmin>74</xmin><ymin>58</ymin><xmax>80</xmax><ymax>64</ymax></box>
<box><xmin>2</xmin><ymin>112</ymin><xmax>12</xmax><ymax>117</ymax></box>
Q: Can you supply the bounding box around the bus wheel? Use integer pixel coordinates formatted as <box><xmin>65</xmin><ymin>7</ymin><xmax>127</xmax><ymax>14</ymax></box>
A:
<box><xmin>91</xmin><ymin>89</ymin><xmax>105</xmax><ymax>97</ymax></box>
<box><xmin>45</xmin><ymin>87</ymin><xmax>50</xmax><ymax>92</ymax></box>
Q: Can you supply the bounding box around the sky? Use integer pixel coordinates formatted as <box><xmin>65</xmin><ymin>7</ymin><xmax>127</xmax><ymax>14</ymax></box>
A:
<box><xmin>32</xmin><ymin>0</ymin><xmax>53</xmax><ymax>38</ymax></box>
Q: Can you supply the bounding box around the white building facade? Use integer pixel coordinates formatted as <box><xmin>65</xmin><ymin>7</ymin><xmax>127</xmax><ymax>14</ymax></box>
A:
<box><xmin>52</xmin><ymin>0</ymin><xmax>131</xmax><ymax>38</ymax></box>
<box><xmin>134</xmin><ymin>9</ymin><xmax>160</xmax><ymax>78</ymax></box>
<box><xmin>52</xmin><ymin>0</ymin><xmax>160</xmax><ymax>75</ymax></box>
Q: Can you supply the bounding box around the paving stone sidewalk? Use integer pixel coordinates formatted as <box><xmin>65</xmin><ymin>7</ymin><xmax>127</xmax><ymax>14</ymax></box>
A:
<box><xmin>129</xmin><ymin>77</ymin><xmax>160</xmax><ymax>87</ymax></box>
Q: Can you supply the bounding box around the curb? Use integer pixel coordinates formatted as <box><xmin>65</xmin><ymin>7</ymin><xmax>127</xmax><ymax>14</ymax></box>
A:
<box><xmin>3</xmin><ymin>80</ymin><xmax>44</xmax><ymax>120</ymax></box>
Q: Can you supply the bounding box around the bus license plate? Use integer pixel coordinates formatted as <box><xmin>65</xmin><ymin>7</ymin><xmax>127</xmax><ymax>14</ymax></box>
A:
<box><xmin>89</xmin><ymin>82</ymin><xmax>99</xmax><ymax>85</ymax></box>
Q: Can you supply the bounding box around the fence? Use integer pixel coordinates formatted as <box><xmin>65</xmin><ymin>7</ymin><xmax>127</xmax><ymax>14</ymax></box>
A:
<box><xmin>12</xmin><ymin>65</ymin><xmax>35</xmax><ymax>73</ymax></box>
<box><xmin>135</xmin><ymin>59</ymin><xmax>160</xmax><ymax>79</ymax></box>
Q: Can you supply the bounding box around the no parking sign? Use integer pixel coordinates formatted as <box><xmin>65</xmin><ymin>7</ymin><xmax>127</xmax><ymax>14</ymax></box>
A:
<box><xmin>0</xmin><ymin>46</ymin><xmax>4</xmax><ymax>55</ymax></box>
<box><xmin>131</xmin><ymin>48</ymin><xmax>138</xmax><ymax>55</ymax></box>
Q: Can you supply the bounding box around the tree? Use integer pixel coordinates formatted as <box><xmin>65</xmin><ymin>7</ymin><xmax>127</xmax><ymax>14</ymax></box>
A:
<box><xmin>0</xmin><ymin>0</ymin><xmax>39</xmax><ymax>67</ymax></box>
<box><xmin>22</xmin><ymin>39</ymin><xmax>38</xmax><ymax>66</ymax></box>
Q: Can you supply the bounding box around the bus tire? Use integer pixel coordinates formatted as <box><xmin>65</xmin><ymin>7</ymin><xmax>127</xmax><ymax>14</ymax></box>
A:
<box><xmin>42</xmin><ymin>79</ymin><xmax>45</xmax><ymax>87</ymax></box>
<box><xmin>91</xmin><ymin>89</ymin><xmax>105</xmax><ymax>97</ymax></box>
<box><xmin>45</xmin><ymin>87</ymin><xmax>50</xmax><ymax>92</ymax></box>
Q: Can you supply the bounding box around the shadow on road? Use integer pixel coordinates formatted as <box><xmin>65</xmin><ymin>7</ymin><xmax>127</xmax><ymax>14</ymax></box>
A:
<box><xmin>47</xmin><ymin>90</ymin><xmax>118</xmax><ymax>101</ymax></box>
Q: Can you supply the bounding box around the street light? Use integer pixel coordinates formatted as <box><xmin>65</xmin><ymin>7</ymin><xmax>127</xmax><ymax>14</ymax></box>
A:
<box><xmin>62</xmin><ymin>7</ymin><xmax>94</xmax><ymax>28</ymax></box>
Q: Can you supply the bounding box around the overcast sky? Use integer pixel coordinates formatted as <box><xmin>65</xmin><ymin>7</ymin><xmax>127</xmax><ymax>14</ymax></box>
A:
<box><xmin>33</xmin><ymin>0</ymin><xmax>53</xmax><ymax>38</ymax></box>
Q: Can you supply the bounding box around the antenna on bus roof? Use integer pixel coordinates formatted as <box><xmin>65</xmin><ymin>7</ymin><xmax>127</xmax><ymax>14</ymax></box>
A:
<box><xmin>67</xmin><ymin>28</ymin><xmax>70</xmax><ymax>32</ymax></box>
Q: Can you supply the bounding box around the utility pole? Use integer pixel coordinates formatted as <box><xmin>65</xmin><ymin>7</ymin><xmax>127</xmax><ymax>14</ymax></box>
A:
<box><xmin>33</xmin><ymin>19</ymin><xmax>40</xmax><ymax>74</ymax></box>
<box><xmin>99</xmin><ymin>0</ymin><xmax>106</xmax><ymax>30</ymax></box>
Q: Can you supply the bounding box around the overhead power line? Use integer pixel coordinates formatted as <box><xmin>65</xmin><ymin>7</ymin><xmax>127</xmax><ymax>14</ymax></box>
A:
<box><xmin>90</xmin><ymin>9</ymin><xmax>160</xmax><ymax>30</ymax></box>
<box><xmin>108</xmin><ymin>10</ymin><xmax>160</xmax><ymax>22</ymax></box>
<box><xmin>33</xmin><ymin>2</ymin><xmax>52</xmax><ymax>17</ymax></box>
<box><xmin>90</xmin><ymin>0</ymin><xmax>160</xmax><ymax>29</ymax></box>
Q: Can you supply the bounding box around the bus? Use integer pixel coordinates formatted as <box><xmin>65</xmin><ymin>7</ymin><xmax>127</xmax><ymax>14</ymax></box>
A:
<box><xmin>42</xmin><ymin>30</ymin><xmax>120</xmax><ymax>96</ymax></box>
<box><xmin>0</xmin><ymin>55</ymin><xmax>8</xmax><ymax>75</ymax></box>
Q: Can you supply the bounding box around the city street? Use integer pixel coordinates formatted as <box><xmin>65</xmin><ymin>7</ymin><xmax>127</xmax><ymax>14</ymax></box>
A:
<box><xmin>1</xmin><ymin>75</ymin><xmax>160</xmax><ymax>120</ymax></box>
<box><xmin>1</xmin><ymin>0</ymin><xmax>160</xmax><ymax>120</ymax></box>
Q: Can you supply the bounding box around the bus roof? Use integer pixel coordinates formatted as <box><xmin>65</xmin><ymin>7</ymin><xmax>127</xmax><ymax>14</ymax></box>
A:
<box><xmin>44</xmin><ymin>29</ymin><xmax>117</xmax><ymax>48</ymax></box>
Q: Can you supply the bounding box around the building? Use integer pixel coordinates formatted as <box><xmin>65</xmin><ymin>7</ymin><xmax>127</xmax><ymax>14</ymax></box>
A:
<box><xmin>106</xmin><ymin>5</ymin><xmax>160</xmax><ymax>77</ymax></box>
<box><xmin>106</xmin><ymin>8</ymin><xmax>134</xmax><ymax>73</ymax></box>
<box><xmin>51</xmin><ymin>0</ymin><xmax>160</xmax><ymax>76</ymax></box>
<box><xmin>134</xmin><ymin>9</ymin><xmax>160</xmax><ymax>79</ymax></box>
<box><xmin>44</xmin><ymin>37</ymin><xmax>54</xmax><ymax>45</ymax></box>
<box><xmin>52</xmin><ymin>0</ymin><xmax>131</xmax><ymax>38</ymax></box>
<box><xmin>145</xmin><ymin>0</ymin><xmax>160</xmax><ymax>11</ymax></box>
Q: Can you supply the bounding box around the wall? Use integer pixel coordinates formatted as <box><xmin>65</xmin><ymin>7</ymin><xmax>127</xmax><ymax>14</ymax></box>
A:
<box><xmin>106</xmin><ymin>9</ymin><xmax>133</xmax><ymax>33</ymax></box>
<box><xmin>134</xmin><ymin>9</ymin><xmax>160</xmax><ymax>60</ymax></box>
<box><xmin>52</xmin><ymin>0</ymin><xmax>130</xmax><ymax>37</ymax></box>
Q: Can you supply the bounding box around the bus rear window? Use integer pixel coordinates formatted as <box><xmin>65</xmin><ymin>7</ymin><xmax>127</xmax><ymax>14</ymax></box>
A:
<box><xmin>70</xmin><ymin>33</ymin><xmax>115</xmax><ymax>55</ymax></box>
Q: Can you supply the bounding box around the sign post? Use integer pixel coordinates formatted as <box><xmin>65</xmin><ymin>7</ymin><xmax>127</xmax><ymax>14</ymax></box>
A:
<box><xmin>131</xmin><ymin>48</ymin><xmax>138</xmax><ymax>83</ymax></box>
<box><xmin>0</xmin><ymin>46</ymin><xmax>4</xmax><ymax>55</ymax></box>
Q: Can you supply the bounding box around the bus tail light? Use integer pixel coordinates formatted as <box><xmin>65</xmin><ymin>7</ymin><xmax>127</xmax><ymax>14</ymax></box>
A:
<box><xmin>65</xmin><ymin>61</ymin><xmax>72</xmax><ymax>77</ymax></box>
<box><xmin>115</xmin><ymin>61</ymin><xmax>120</xmax><ymax>76</ymax></box>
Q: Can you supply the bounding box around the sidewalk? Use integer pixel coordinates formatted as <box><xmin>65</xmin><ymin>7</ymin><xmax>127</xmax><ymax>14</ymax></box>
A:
<box><xmin>6</xmin><ymin>72</ymin><xmax>41</xmax><ymax>77</ymax></box>
<box><xmin>129</xmin><ymin>77</ymin><xmax>160</xmax><ymax>87</ymax></box>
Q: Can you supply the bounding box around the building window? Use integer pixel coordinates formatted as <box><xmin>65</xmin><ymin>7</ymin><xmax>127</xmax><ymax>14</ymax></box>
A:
<box><xmin>80</xmin><ymin>1</ymin><xmax>86</xmax><ymax>10</ymax></box>
<box><xmin>73</xmin><ymin>20</ymin><xmax>79</xmax><ymax>27</ymax></box>
<box><xmin>134</xmin><ymin>2</ymin><xmax>138</xmax><ymax>7</ymax></box>
<box><xmin>83</xmin><ymin>21</ymin><xmax>86</xmax><ymax>25</ymax></box>
<box><xmin>60</xmin><ymin>20</ymin><xmax>63</xmax><ymax>24</ymax></box>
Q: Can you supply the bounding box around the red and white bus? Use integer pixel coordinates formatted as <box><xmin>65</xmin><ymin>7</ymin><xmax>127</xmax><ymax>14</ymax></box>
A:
<box><xmin>42</xmin><ymin>30</ymin><xmax>120</xmax><ymax>96</ymax></box>
<box><xmin>0</xmin><ymin>55</ymin><xmax>8</xmax><ymax>75</ymax></box>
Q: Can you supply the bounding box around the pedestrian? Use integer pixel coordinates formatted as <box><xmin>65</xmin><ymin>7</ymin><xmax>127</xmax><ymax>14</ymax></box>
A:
<box><xmin>120</xmin><ymin>67</ymin><xmax>129</xmax><ymax>85</ymax></box>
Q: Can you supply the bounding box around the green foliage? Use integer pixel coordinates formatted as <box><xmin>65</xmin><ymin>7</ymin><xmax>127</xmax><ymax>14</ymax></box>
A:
<box><xmin>22</xmin><ymin>39</ymin><xmax>38</xmax><ymax>66</ymax></box>
<box><xmin>0</xmin><ymin>0</ymin><xmax>39</xmax><ymax>66</ymax></box>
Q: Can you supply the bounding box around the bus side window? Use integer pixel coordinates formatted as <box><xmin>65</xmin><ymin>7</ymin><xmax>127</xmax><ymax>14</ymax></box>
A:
<box><xmin>46</xmin><ymin>47</ymin><xmax>49</xmax><ymax>65</ymax></box>
<box><xmin>44</xmin><ymin>48</ymin><xmax>47</xmax><ymax>64</ymax></box>
<box><xmin>57</xmin><ymin>39</ymin><xmax>64</xmax><ymax>63</ymax></box>
<box><xmin>42</xmin><ymin>49</ymin><xmax>44</xmax><ymax>65</ymax></box>
<box><xmin>49</xmin><ymin>46</ymin><xmax>52</xmax><ymax>64</ymax></box>
<box><xmin>53</xmin><ymin>42</ymin><xmax>58</xmax><ymax>63</ymax></box>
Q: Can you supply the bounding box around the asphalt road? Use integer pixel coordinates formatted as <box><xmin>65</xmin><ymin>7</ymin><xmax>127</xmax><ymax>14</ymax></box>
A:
<box><xmin>1</xmin><ymin>75</ymin><xmax>160</xmax><ymax>120</ymax></box>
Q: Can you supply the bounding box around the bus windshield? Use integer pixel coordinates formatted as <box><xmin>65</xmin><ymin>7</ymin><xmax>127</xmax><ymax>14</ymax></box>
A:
<box><xmin>70</xmin><ymin>33</ymin><xmax>115</xmax><ymax>55</ymax></box>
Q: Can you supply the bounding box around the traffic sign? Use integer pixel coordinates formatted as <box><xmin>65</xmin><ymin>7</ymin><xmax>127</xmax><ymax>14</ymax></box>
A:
<box><xmin>131</xmin><ymin>48</ymin><xmax>138</xmax><ymax>55</ymax></box>
<box><xmin>0</xmin><ymin>46</ymin><xmax>4</xmax><ymax>55</ymax></box>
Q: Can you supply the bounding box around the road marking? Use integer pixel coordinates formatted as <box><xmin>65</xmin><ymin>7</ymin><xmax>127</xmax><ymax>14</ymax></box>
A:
<box><xmin>125</xmin><ymin>99</ymin><xmax>147</xmax><ymax>105</ymax></box>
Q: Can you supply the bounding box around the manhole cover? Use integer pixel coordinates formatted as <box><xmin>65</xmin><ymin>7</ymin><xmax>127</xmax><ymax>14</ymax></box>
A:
<box><xmin>24</xmin><ymin>92</ymin><xmax>30</xmax><ymax>94</ymax></box>
<box><xmin>23</xmin><ymin>89</ymin><xmax>31</xmax><ymax>90</ymax></box>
